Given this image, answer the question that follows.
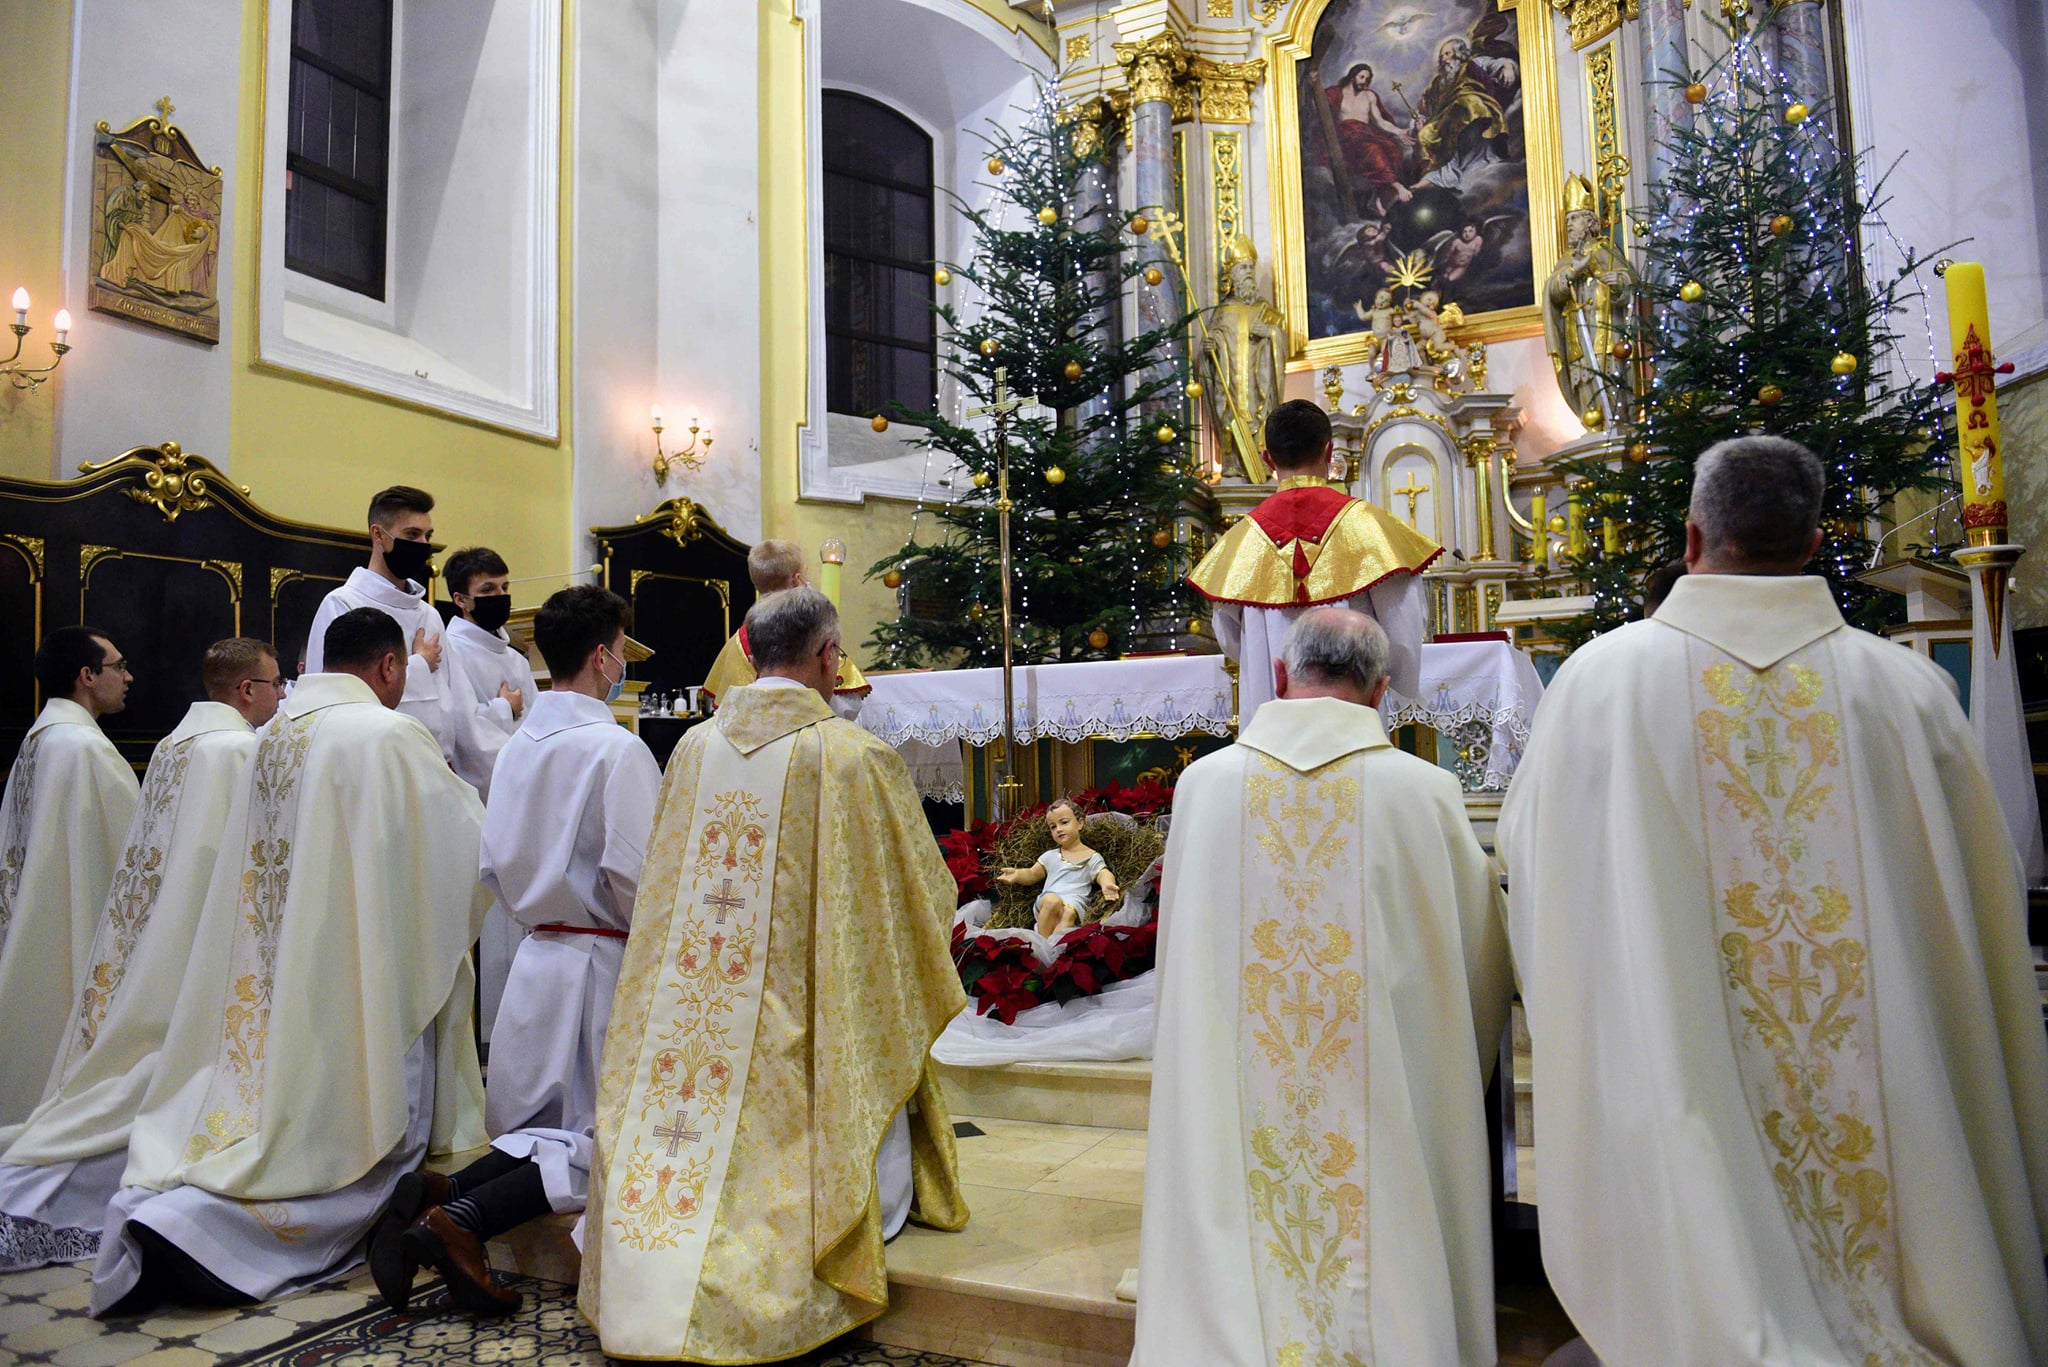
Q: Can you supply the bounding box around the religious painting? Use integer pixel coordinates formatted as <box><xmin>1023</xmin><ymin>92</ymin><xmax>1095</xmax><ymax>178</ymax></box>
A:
<box><xmin>87</xmin><ymin>103</ymin><xmax>224</xmax><ymax>344</ymax></box>
<box><xmin>1266</xmin><ymin>0</ymin><xmax>1562</xmax><ymax>362</ymax></box>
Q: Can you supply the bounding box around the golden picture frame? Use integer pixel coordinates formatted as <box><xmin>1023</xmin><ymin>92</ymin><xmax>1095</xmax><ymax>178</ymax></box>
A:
<box><xmin>1266</xmin><ymin>0</ymin><xmax>1564</xmax><ymax>367</ymax></box>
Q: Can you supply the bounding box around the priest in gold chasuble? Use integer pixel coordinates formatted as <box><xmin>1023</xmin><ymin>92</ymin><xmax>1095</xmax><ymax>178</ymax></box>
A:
<box><xmin>1189</xmin><ymin>401</ymin><xmax>1440</xmax><ymax>727</ymax></box>
<box><xmin>583</xmin><ymin>587</ymin><xmax>967</xmax><ymax>1363</ymax></box>
<box><xmin>1132</xmin><ymin>608</ymin><xmax>1512</xmax><ymax>1367</ymax></box>
<box><xmin>701</xmin><ymin>539</ymin><xmax>870</xmax><ymax>719</ymax></box>
<box><xmin>90</xmin><ymin>610</ymin><xmax>489</xmax><ymax>1316</ymax></box>
<box><xmin>1502</xmin><ymin>439</ymin><xmax>2048</xmax><ymax>1365</ymax></box>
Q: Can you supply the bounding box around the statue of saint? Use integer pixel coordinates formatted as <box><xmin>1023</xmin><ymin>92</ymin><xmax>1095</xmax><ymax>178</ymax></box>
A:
<box><xmin>1543</xmin><ymin>173</ymin><xmax>1632</xmax><ymax>421</ymax></box>
<box><xmin>1202</xmin><ymin>235</ymin><xmax>1286</xmax><ymax>482</ymax></box>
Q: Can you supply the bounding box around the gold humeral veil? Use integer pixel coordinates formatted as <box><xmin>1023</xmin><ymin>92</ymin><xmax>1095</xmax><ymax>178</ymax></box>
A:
<box><xmin>580</xmin><ymin>683</ymin><xmax>968</xmax><ymax>1362</ymax></box>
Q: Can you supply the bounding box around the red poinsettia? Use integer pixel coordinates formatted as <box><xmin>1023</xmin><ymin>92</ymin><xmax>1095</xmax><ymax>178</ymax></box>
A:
<box><xmin>950</xmin><ymin>920</ymin><xmax>1160</xmax><ymax>1023</ymax></box>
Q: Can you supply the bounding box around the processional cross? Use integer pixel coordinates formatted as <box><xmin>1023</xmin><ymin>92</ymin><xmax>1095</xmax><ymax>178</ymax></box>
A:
<box><xmin>965</xmin><ymin>366</ymin><xmax>1041</xmax><ymax>819</ymax></box>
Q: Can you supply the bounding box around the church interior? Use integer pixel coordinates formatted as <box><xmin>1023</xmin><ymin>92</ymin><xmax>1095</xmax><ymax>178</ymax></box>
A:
<box><xmin>3</xmin><ymin>0</ymin><xmax>2047</xmax><ymax>1364</ymax></box>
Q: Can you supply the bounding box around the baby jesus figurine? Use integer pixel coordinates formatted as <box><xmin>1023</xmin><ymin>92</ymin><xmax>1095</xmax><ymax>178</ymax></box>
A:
<box><xmin>996</xmin><ymin>799</ymin><xmax>1123</xmax><ymax>938</ymax></box>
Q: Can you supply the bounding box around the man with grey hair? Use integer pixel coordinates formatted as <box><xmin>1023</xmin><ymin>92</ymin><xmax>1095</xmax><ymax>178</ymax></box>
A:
<box><xmin>1132</xmin><ymin>605</ymin><xmax>1511</xmax><ymax>1366</ymax></box>
<box><xmin>701</xmin><ymin>539</ymin><xmax>871</xmax><ymax>716</ymax></box>
<box><xmin>1502</xmin><ymin>435</ymin><xmax>2048</xmax><ymax>1364</ymax></box>
<box><xmin>580</xmin><ymin>586</ymin><xmax>968</xmax><ymax>1361</ymax></box>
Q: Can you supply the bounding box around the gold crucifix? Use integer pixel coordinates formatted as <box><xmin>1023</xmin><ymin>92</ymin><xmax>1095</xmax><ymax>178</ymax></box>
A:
<box><xmin>154</xmin><ymin>96</ymin><xmax>176</xmax><ymax>124</ymax></box>
<box><xmin>1392</xmin><ymin>472</ymin><xmax>1430</xmax><ymax>527</ymax></box>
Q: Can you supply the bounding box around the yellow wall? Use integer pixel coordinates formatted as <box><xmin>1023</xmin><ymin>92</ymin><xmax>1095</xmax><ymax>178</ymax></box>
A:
<box><xmin>0</xmin><ymin>0</ymin><xmax>75</xmax><ymax>480</ymax></box>
<box><xmin>757</xmin><ymin>1</ymin><xmax>926</xmax><ymax>664</ymax></box>
<box><xmin>227</xmin><ymin>0</ymin><xmax>576</xmax><ymax>601</ymax></box>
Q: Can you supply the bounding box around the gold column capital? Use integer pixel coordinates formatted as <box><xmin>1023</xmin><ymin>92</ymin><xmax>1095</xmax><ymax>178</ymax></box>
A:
<box><xmin>1550</xmin><ymin>0</ymin><xmax>1640</xmax><ymax>51</ymax></box>
<box><xmin>1113</xmin><ymin>30</ymin><xmax>1192</xmax><ymax>109</ymax></box>
<box><xmin>1062</xmin><ymin>94</ymin><xmax>1115</xmax><ymax>159</ymax></box>
<box><xmin>1189</xmin><ymin>55</ymin><xmax>1266</xmax><ymax>124</ymax></box>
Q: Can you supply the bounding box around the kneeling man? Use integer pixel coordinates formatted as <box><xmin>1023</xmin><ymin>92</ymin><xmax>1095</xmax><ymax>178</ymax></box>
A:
<box><xmin>581</xmin><ymin>587</ymin><xmax>967</xmax><ymax>1362</ymax></box>
<box><xmin>0</xmin><ymin>639</ymin><xmax>280</xmax><ymax>1271</ymax></box>
<box><xmin>92</xmin><ymin>609</ymin><xmax>489</xmax><ymax>1316</ymax></box>
<box><xmin>1131</xmin><ymin>607</ymin><xmax>1513</xmax><ymax>1367</ymax></box>
<box><xmin>371</xmin><ymin>585</ymin><xmax>660</xmax><ymax>1316</ymax></box>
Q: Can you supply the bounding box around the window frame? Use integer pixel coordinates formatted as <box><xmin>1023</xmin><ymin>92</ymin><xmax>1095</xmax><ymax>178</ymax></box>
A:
<box><xmin>820</xmin><ymin>89</ymin><xmax>937</xmax><ymax>421</ymax></box>
<box><xmin>283</xmin><ymin>0</ymin><xmax>394</xmax><ymax>299</ymax></box>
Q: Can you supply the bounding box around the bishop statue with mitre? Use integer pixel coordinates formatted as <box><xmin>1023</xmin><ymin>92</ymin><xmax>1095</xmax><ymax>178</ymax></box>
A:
<box><xmin>581</xmin><ymin>586</ymin><xmax>967</xmax><ymax>1362</ymax></box>
<box><xmin>1189</xmin><ymin>399</ymin><xmax>1440</xmax><ymax>724</ymax></box>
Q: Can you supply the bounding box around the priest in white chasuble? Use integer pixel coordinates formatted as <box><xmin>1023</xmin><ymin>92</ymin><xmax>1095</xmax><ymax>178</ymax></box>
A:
<box><xmin>91</xmin><ymin>608</ymin><xmax>489</xmax><ymax>1317</ymax></box>
<box><xmin>1188</xmin><ymin>399</ymin><xmax>1440</xmax><ymax>726</ymax></box>
<box><xmin>368</xmin><ymin>585</ymin><xmax>660</xmax><ymax>1318</ymax></box>
<box><xmin>581</xmin><ymin>586</ymin><xmax>968</xmax><ymax>1362</ymax></box>
<box><xmin>1131</xmin><ymin>607</ymin><xmax>1512</xmax><ymax>1367</ymax></box>
<box><xmin>701</xmin><ymin>539</ymin><xmax>871</xmax><ymax>718</ymax></box>
<box><xmin>0</xmin><ymin>628</ymin><xmax>142</xmax><ymax>1129</ymax></box>
<box><xmin>1501</xmin><ymin>437</ymin><xmax>2048</xmax><ymax>1365</ymax></box>
<box><xmin>0</xmin><ymin>639</ymin><xmax>280</xmax><ymax>1272</ymax></box>
<box><xmin>303</xmin><ymin>485</ymin><xmax>459</xmax><ymax>761</ymax></box>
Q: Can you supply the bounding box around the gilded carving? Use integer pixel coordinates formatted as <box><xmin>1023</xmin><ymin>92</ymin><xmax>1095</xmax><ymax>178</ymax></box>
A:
<box><xmin>1</xmin><ymin>534</ymin><xmax>45</xmax><ymax>580</ymax></box>
<box><xmin>79</xmin><ymin>544</ymin><xmax>120</xmax><ymax>577</ymax></box>
<box><xmin>639</xmin><ymin>498</ymin><xmax>706</xmax><ymax>547</ymax></box>
<box><xmin>206</xmin><ymin>559</ymin><xmax>243</xmax><ymax>600</ymax></box>
<box><xmin>1066</xmin><ymin>34</ymin><xmax>1091</xmax><ymax>64</ymax></box>
<box><xmin>1114</xmin><ymin>32</ymin><xmax>1191</xmax><ymax>108</ymax></box>
<box><xmin>1551</xmin><ymin>0</ymin><xmax>1639</xmax><ymax>50</ymax></box>
<box><xmin>1208</xmin><ymin>0</ymin><xmax>1236</xmax><ymax>15</ymax></box>
<box><xmin>269</xmin><ymin>566</ymin><xmax>300</xmax><ymax>597</ymax></box>
<box><xmin>1585</xmin><ymin>43</ymin><xmax>1629</xmax><ymax>233</ymax></box>
<box><xmin>1192</xmin><ymin>57</ymin><xmax>1267</xmax><ymax>125</ymax></box>
<box><xmin>1211</xmin><ymin>130</ymin><xmax>1244</xmax><ymax>266</ymax></box>
<box><xmin>1063</xmin><ymin>95</ymin><xmax>1113</xmax><ymax>159</ymax></box>
<box><xmin>77</xmin><ymin>442</ymin><xmax>250</xmax><ymax>524</ymax></box>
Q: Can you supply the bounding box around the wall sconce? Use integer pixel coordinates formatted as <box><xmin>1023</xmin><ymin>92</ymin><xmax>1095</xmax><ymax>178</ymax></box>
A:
<box><xmin>651</xmin><ymin>403</ymin><xmax>711</xmax><ymax>484</ymax></box>
<box><xmin>5</xmin><ymin>288</ymin><xmax>72</xmax><ymax>392</ymax></box>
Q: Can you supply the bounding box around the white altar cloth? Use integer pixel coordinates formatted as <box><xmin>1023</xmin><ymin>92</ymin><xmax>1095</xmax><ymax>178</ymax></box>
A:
<box><xmin>861</xmin><ymin>643</ymin><xmax>1543</xmax><ymax>798</ymax></box>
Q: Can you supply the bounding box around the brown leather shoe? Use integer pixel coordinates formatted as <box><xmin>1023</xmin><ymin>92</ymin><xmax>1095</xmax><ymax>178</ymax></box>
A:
<box><xmin>402</xmin><ymin>1207</ymin><xmax>522</xmax><ymax>1317</ymax></box>
<box><xmin>368</xmin><ymin>1169</ymin><xmax>458</xmax><ymax>1309</ymax></box>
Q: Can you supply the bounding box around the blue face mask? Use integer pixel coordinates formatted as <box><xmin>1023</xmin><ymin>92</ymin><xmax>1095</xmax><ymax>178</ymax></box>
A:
<box><xmin>600</xmin><ymin>646</ymin><xmax>625</xmax><ymax>703</ymax></box>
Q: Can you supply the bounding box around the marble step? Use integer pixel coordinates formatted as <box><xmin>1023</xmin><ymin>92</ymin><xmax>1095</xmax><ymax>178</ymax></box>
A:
<box><xmin>933</xmin><ymin>1058</ymin><xmax>1152</xmax><ymax>1130</ymax></box>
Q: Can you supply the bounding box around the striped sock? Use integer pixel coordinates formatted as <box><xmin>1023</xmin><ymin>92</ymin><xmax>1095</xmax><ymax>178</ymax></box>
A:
<box><xmin>443</xmin><ymin>1195</ymin><xmax>486</xmax><ymax>1233</ymax></box>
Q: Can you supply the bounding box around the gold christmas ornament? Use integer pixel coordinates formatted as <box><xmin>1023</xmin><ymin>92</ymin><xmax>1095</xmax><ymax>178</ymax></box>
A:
<box><xmin>1143</xmin><ymin>266</ymin><xmax>1164</xmax><ymax>286</ymax></box>
<box><xmin>1045</xmin><ymin>465</ymin><xmax>1067</xmax><ymax>485</ymax></box>
<box><xmin>968</xmin><ymin>603</ymin><xmax>987</xmax><ymax>622</ymax></box>
<box><xmin>933</xmin><ymin>267</ymin><xmax>952</xmax><ymax>287</ymax></box>
<box><xmin>1064</xmin><ymin>360</ymin><xmax>1083</xmax><ymax>381</ymax></box>
<box><xmin>1627</xmin><ymin>441</ymin><xmax>1652</xmax><ymax>464</ymax></box>
<box><xmin>1770</xmin><ymin>214</ymin><xmax>1793</xmax><ymax>237</ymax></box>
<box><xmin>1184</xmin><ymin>379</ymin><xmax>1203</xmax><ymax>398</ymax></box>
<box><xmin>870</xmin><ymin>413</ymin><xmax>889</xmax><ymax>433</ymax></box>
<box><xmin>1155</xmin><ymin>424</ymin><xmax>1176</xmax><ymax>445</ymax></box>
<box><xmin>1610</xmin><ymin>339</ymin><xmax>1633</xmax><ymax>361</ymax></box>
<box><xmin>1088</xmin><ymin>628</ymin><xmax>1110</xmax><ymax>649</ymax></box>
<box><xmin>1784</xmin><ymin>102</ymin><xmax>1810</xmax><ymax>125</ymax></box>
<box><xmin>1038</xmin><ymin>206</ymin><xmax>1058</xmax><ymax>225</ymax></box>
<box><xmin>987</xmin><ymin>156</ymin><xmax>1006</xmax><ymax>175</ymax></box>
<box><xmin>1547</xmin><ymin>515</ymin><xmax>1567</xmax><ymax>534</ymax></box>
<box><xmin>1684</xmin><ymin>82</ymin><xmax>1708</xmax><ymax>105</ymax></box>
<box><xmin>979</xmin><ymin>338</ymin><xmax>999</xmax><ymax>357</ymax></box>
<box><xmin>1188</xmin><ymin>618</ymin><xmax>1204</xmax><ymax>635</ymax></box>
<box><xmin>1580</xmin><ymin>406</ymin><xmax>1607</xmax><ymax>431</ymax></box>
<box><xmin>1758</xmin><ymin>382</ymin><xmax>1784</xmax><ymax>406</ymax></box>
<box><xmin>882</xmin><ymin>569</ymin><xmax>903</xmax><ymax>589</ymax></box>
<box><xmin>1679</xmin><ymin>280</ymin><xmax>1705</xmax><ymax>303</ymax></box>
<box><xmin>972</xmin><ymin>470</ymin><xmax>991</xmax><ymax>488</ymax></box>
<box><xmin>1128</xmin><ymin>214</ymin><xmax>1149</xmax><ymax>235</ymax></box>
<box><xmin>1830</xmin><ymin>351</ymin><xmax>1859</xmax><ymax>376</ymax></box>
<box><xmin>1151</xmin><ymin>527</ymin><xmax>1172</xmax><ymax>548</ymax></box>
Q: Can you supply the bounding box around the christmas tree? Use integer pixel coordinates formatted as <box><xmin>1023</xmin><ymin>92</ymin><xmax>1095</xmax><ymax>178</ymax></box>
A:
<box><xmin>865</xmin><ymin>91</ymin><xmax>1209</xmax><ymax>668</ymax></box>
<box><xmin>1559</xmin><ymin>23</ymin><xmax>1954</xmax><ymax>638</ymax></box>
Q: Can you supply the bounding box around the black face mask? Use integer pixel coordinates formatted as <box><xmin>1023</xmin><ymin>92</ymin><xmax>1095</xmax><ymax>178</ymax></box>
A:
<box><xmin>382</xmin><ymin>537</ymin><xmax>434</xmax><ymax>585</ymax></box>
<box><xmin>467</xmin><ymin>593</ymin><xmax>512</xmax><ymax>633</ymax></box>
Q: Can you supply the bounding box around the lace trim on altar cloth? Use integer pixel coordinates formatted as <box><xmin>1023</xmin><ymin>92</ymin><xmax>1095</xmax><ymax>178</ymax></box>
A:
<box><xmin>0</xmin><ymin>1213</ymin><xmax>100</xmax><ymax>1272</ymax></box>
<box><xmin>868</xmin><ymin>707</ymin><xmax>1235</xmax><ymax>750</ymax></box>
<box><xmin>1386</xmin><ymin>699</ymin><xmax>1534</xmax><ymax>794</ymax></box>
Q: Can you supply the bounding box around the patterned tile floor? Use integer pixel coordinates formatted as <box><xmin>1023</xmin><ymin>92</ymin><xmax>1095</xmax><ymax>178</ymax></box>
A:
<box><xmin>0</xmin><ymin>1261</ymin><xmax>998</xmax><ymax>1367</ymax></box>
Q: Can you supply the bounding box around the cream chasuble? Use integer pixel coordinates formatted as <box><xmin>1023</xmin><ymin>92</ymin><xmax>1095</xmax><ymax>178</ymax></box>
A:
<box><xmin>117</xmin><ymin>673</ymin><xmax>488</xmax><ymax>1205</ymax></box>
<box><xmin>1131</xmin><ymin>696</ymin><xmax>1511</xmax><ymax>1367</ymax></box>
<box><xmin>0</xmin><ymin>700</ymin><xmax>141</xmax><ymax>1128</ymax></box>
<box><xmin>1501</xmin><ymin>575</ymin><xmax>2048</xmax><ymax>1366</ymax></box>
<box><xmin>0</xmin><ymin>704</ymin><xmax>256</xmax><ymax>1266</ymax></box>
<box><xmin>581</xmin><ymin>683</ymin><xmax>968</xmax><ymax>1363</ymax></box>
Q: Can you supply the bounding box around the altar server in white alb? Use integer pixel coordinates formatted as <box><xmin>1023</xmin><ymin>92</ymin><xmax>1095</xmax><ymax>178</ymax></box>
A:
<box><xmin>0</xmin><ymin>639</ymin><xmax>280</xmax><ymax>1271</ymax></box>
<box><xmin>1501</xmin><ymin>436</ymin><xmax>2048</xmax><ymax>1365</ymax></box>
<box><xmin>369</xmin><ymin>585</ymin><xmax>659</xmax><ymax>1318</ymax></box>
<box><xmin>0</xmin><ymin>628</ymin><xmax>141</xmax><ymax>1129</ymax></box>
<box><xmin>92</xmin><ymin>608</ymin><xmax>489</xmax><ymax>1316</ymax></box>
<box><xmin>1132</xmin><ymin>607</ymin><xmax>1512</xmax><ymax>1367</ymax></box>
<box><xmin>303</xmin><ymin>485</ymin><xmax>459</xmax><ymax>761</ymax></box>
<box><xmin>439</xmin><ymin>545</ymin><xmax>540</xmax><ymax>1043</ymax></box>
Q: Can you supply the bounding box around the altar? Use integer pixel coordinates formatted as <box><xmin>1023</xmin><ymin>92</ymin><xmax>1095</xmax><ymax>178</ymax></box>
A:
<box><xmin>860</xmin><ymin>638</ymin><xmax>1545</xmax><ymax>813</ymax></box>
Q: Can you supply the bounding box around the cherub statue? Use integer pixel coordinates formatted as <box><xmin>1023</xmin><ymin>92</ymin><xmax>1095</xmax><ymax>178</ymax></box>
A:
<box><xmin>996</xmin><ymin>799</ymin><xmax>1123</xmax><ymax>938</ymax></box>
<box><xmin>1410</xmin><ymin>289</ymin><xmax>1454</xmax><ymax>360</ymax></box>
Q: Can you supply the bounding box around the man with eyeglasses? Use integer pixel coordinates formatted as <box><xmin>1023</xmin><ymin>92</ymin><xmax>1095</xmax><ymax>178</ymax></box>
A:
<box><xmin>0</xmin><ymin>638</ymin><xmax>280</xmax><ymax>1270</ymax></box>
<box><xmin>0</xmin><ymin>628</ymin><xmax>142</xmax><ymax>1131</ymax></box>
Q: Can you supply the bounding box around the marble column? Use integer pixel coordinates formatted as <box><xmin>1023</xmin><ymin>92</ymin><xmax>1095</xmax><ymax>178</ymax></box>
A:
<box><xmin>1637</xmin><ymin>0</ymin><xmax>1693</xmax><ymax>189</ymax></box>
<box><xmin>1768</xmin><ymin>2</ymin><xmax>1832</xmax><ymax>128</ymax></box>
<box><xmin>1071</xmin><ymin>103</ymin><xmax>1121</xmax><ymax>430</ymax></box>
<box><xmin>1115</xmin><ymin>35</ymin><xmax>1189</xmax><ymax>407</ymax></box>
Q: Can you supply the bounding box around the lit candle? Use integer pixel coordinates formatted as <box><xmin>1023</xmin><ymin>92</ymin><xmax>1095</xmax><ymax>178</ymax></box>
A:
<box><xmin>1942</xmin><ymin>262</ymin><xmax>2006</xmax><ymax>546</ymax></box>
<box><xmin>10</xmin><ymin>288</ymin><xmax>26</xmax><ymax>327</ymax></box>
<box><xmin>649</xmin><ymin>403</ymin><xmax>664</xmax><ymax>427</ymax></box>
<box><xmin>53</xmin><ymin>309</ymin><xmax>70</xmax><ymax>344</ymax></box>
<box><xmin>817</xmin><ymin>538</ymin><xmax>847</xmax><ymax>609</ymax></box>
